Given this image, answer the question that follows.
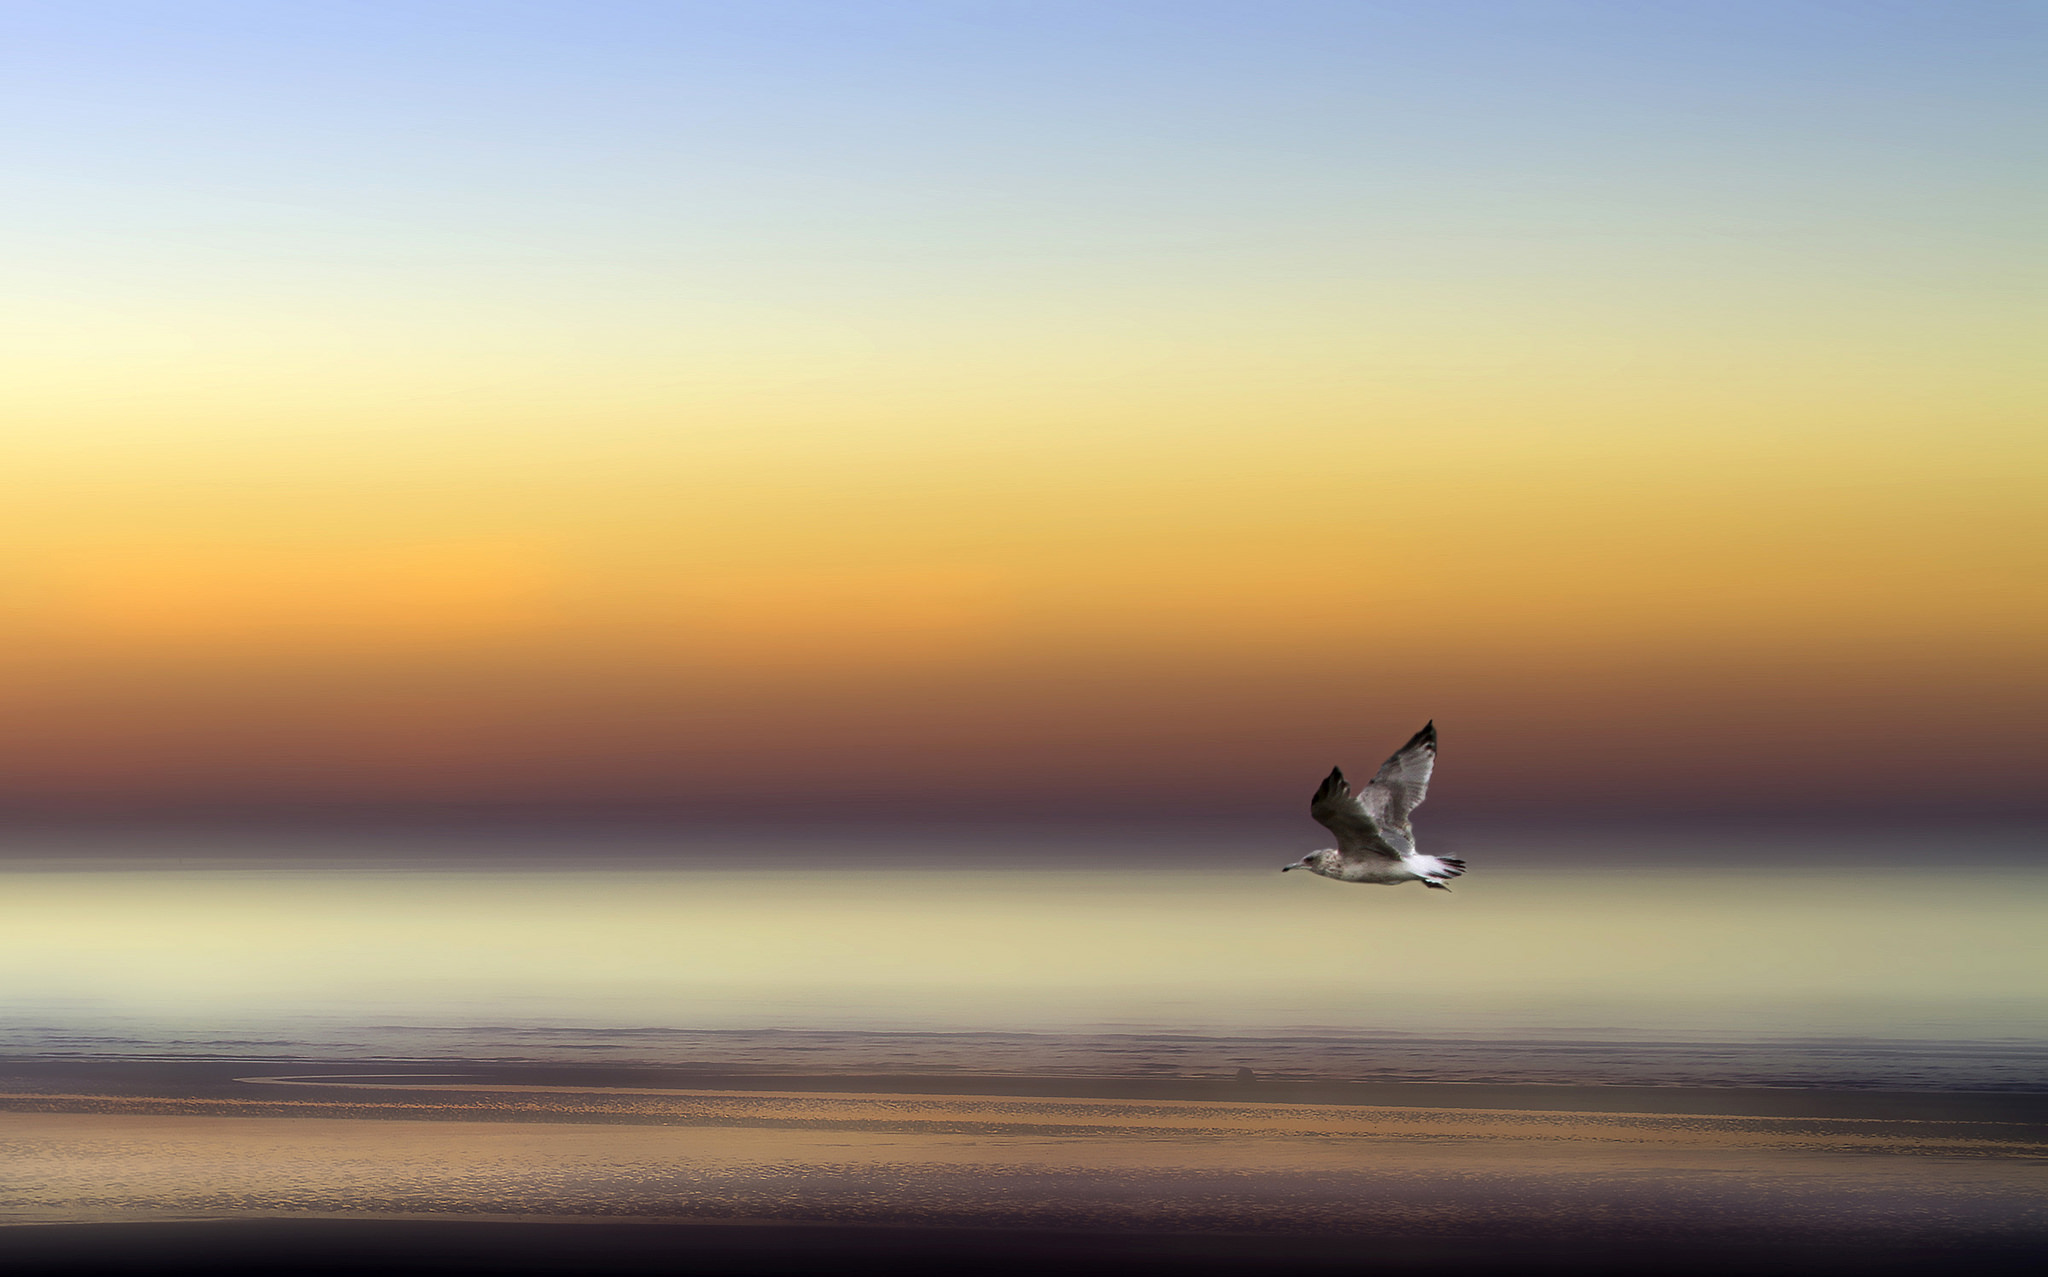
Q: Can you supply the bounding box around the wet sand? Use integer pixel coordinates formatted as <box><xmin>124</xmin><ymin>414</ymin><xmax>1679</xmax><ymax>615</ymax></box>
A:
<box><xmin>1</xmin><ymin>1058</ymin><xmax>2044</xmax><ymax>1273</ymax></box>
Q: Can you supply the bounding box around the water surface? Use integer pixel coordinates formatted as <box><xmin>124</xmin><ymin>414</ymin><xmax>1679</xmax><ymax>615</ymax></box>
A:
<box><xmin>2</xmin><ymin>834</ymin><xmax>2043</xmax><ymax>1087</ymax></box>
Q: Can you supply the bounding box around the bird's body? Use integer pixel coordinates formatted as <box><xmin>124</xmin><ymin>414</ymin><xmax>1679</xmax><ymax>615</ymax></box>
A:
<box><xmin>1294</xmin><ymin>847</ymin><xmax>1462</xmax><ymax>887</ymax></box>
<box><xmin>1283</xmin><ymin>722</ymin><xmax>1464</xmax><ymax>890</ymax></box>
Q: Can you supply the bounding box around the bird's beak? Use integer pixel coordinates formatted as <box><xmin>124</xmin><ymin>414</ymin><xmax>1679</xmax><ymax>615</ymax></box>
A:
<box><xmin>1280</xmin><ymin>863</ymin><xmax>1296</xmax><ymax>872</ymax></box>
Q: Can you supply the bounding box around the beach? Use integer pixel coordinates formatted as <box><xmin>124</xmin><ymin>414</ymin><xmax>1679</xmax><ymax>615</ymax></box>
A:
<box><xmin>2</xmin><ymin>853</ymin><xmax>2044</xmax><ymax>1271</ymax></box>
<box><xmin>3</xmin><ymin>1056</ymin><xmax>2044</xmax><ymax>1273</ymax></box>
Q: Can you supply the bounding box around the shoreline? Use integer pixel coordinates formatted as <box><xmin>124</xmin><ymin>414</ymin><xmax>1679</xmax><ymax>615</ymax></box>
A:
<box><xmin>5</xmin><ymin>1055</ymin><xmax>2047</xmax><ymax>1123</ymax></box>
<box><xmin>4</xmin><ymin>1055</ymin><xmax>2043</xmax><ymax>1273</ymax></box>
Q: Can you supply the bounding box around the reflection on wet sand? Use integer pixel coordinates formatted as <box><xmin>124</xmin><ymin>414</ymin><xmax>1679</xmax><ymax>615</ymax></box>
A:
<box><xmin>3</xmin><ymin>1067</ymin><xmax>2043</xmax><ymax>1252</ymax></box>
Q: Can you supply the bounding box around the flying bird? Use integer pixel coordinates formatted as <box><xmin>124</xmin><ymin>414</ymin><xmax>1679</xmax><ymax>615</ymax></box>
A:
<box><xmin>1282</xmin><ymin>722</ymin><xmax>1465</xmax><ymax>890</ymax></box>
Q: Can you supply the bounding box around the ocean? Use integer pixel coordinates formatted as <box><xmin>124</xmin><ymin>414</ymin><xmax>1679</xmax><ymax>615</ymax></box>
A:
<box><xmin>2</xmin><ymin>829</ymin><xmax>2044</xmax><ymax>1084</ymax></box>
<box><xmin>3</xmin><ymin>829</ymin><xmax>2043</xmax><ymax>1274</ymax></box>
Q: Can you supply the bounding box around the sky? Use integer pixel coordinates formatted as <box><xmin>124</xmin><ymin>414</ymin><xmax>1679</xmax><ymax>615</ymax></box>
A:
<box><xmin>1</xmin><ymin>1</ymin><xmax>2041</xmax><ymax>827</ymax></box>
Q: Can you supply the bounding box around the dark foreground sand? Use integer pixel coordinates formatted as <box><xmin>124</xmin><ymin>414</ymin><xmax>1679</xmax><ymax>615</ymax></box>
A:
<box><xmin>2</xmin><ymin>1058</ymin><xmax>2043</xmax><ymax>1275</ymax></box>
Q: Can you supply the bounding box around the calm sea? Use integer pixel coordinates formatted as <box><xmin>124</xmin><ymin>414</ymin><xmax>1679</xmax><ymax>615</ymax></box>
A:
<box><xmin>3</xmin><ymin>829</ymin><xmax>2044</xmax><ymax>1092</ymax></box>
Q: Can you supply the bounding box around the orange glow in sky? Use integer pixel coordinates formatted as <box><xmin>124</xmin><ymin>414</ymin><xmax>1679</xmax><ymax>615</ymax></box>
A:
<box><xmin>1</xmin><ymin>4</ymin><xmax>2039</xmax><ymax>823</ymax></box>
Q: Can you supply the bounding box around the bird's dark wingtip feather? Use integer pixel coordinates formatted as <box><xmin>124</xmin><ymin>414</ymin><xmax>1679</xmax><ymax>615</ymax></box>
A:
<box><xmin>1312</xmin><ymin>767</ymin><xmax>1346</xmax><ymax>803</ymax></box>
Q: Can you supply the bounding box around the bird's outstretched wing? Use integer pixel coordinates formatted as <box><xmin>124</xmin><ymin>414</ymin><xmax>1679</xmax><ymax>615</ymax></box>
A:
<box><xmin>1362</xmin><ymin>721</ymin><xmax>1436</xmax><ymax>842</ymax></box>
<box><xmin>1310</xmin><ymin>767</ymin><xmax>1402</xmax><ymax>862</ymax></box>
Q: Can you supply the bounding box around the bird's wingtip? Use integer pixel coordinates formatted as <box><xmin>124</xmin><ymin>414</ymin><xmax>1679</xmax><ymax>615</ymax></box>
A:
<box><xmin>1312</xmin><ymin>766</ymin><xmax>1347</xmax><ymax>803</ymax></box>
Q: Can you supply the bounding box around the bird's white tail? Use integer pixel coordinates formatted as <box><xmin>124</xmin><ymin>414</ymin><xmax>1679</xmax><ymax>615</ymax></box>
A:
<box><xmin>1417</xmin><ymin>855</ymin><xmax>1465</xmax><ymax>890</ymax></box>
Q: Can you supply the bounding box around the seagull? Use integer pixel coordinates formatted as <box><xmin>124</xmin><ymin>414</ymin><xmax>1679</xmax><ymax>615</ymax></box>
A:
<box><xmin>1282</xmin><ymin>722</ymin><xmax>1465</xmax><ymax>890</ymax></box>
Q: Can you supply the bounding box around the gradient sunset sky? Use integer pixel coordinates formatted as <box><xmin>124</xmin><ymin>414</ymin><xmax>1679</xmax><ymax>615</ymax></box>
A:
<box><xmin>2</xmin><ymin>2</ymin><xmax>2040</xmax><ymax>826</ymax></box>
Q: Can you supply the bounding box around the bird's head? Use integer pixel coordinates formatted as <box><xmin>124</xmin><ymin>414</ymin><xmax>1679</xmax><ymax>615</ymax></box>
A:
<box><xmin>1282</xmin><ymin>850</ymin><xmax>1331</xmax><ymax>874</ymax></box>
